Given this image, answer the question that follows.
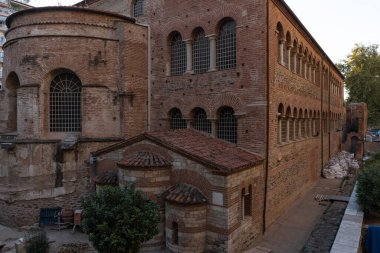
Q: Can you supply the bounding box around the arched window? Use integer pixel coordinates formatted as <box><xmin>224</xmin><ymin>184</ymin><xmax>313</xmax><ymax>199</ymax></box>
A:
<box><xmin>192</xmin><ymin>28</ymin><xmax>210</xmax><ymax>73</ymax></box>
<box><xmin>5</xmin><ymin>72</ymin><xmax>20</xmax><ymax>132</ymax></box>
<box><xmin>241</xmin><ymin>186</ymin><xmax>252</xmax><ymax>218</ymax></box>
<box><xmin>172</xmin><ymin>222</ymin><xmax>178</xmax><ymax>245</ymax></box>
<box><xmin>133</xmin><ymin>0</ymin><xmax>144</xmax><ymax>17</ymax></box>
<box><xmin>49</xmin><ymin>73</ymin><xmax>81</xmax><ymax>132</ymax></box>
<box><xmin>217</xmin><ymin>106</ymin><xmax>237</xmax><ymax>143</ymax></box>
<box><xmin>169</xmin><ymin>108</ymin><xmax>187</xmax><ymax>129</ymax></box>
<box><xmin>191</xmin><ymin>107</ymin><xmax>211</xmax><ymax>133</ymax></box>
<box><xmin>216</xmin><ymin>19</ymin><xmax>236</xmax><ymax>70</ymax></box>
<box><xmin>276</xmin><ymin>23</ymin><xmax>284</xmax><ymax>65</ymax></box>
<box><xmin>170</xmin><ymin>32</ymin><xmax>186</xmax><ymax>76</ymax></box>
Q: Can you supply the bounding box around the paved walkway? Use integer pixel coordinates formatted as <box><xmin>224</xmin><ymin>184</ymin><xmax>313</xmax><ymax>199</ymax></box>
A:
<box><xmin>245</xmin><ymin>178</ymin><xmax>343</xmax><ymax>253</ymax></box>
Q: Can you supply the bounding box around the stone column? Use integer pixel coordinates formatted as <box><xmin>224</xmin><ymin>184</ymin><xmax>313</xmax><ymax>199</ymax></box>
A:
<box><xmin>185</xmin><ymin>39</ymin><xmax>193</xmax><ymax>74</ymax></box>
<box><xmin>279</xmin><ymin>39</ymin><xmax>285</xmax><ymax>65</ymax></box>
<box><xmin>287</xmin><ymin>45</ymin><xmax>292</xmax><ymax>69</ymax></box>
<box><xmin>207</xmin><ymin>34</ymin><xmax>217</xmax><ymax>72</ymax></box>
<box><xmin>211</xmin><ymin>119</ymin><xmax>217</xmax><ymax>138</ymax></box>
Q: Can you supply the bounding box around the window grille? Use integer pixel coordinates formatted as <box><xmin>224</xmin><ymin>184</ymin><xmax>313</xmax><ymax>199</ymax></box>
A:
<box><xmin>133</xmin><ymin>0</ymin><xmax>144</xmax><ymax>17</ymax></box>
<box><xmin>216</xmin><ymin>20</ymin><xmax>236</xmax><ymax>70</ymax></box>
<box><xmin>191</xmin><ymin>108</ymin><xmax>211</xmax><ymax>133</ymax></box>
<box><xmin>50</xmin><ymin>73</ymin><xmax>81</xmax><ymax>132</ymax></box>
<box><xmin>192</xmin><ymin>28</ymin><xmax>210</xmax><ymax>73</ymax></box>
<box><xmin>170</xmin><ymin>33</ymin><xmax>186</xmax><ymax>76</ymax></box>
<box><xmin>217</xmin><ymin>107</ymin><xmax>237</xmax><ymax>143</ymax></box>
<box><xmin>169</xmin><ymin>108</ymin><xmax>187</xmax><ymax>129</ymax></box>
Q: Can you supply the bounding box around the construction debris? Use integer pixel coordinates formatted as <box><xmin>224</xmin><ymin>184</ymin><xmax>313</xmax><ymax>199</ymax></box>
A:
<box><xmin>323</xmin><ymin>151</ymin><xmax>360</xmax><ymax>179</ymax></box>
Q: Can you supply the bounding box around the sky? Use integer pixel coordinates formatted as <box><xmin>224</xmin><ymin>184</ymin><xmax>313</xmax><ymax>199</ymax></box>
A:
<box><xmin>28</xmin><ymin>0</ymin><xmax>380</xmax><ymax>64</ymax></box>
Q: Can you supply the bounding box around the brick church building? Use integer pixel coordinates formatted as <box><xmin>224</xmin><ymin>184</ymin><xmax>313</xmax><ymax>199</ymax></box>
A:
<box><xmin>0</xmin><ymin>0</ymin><xmax>345</xmax><ymax>252</ymax></box>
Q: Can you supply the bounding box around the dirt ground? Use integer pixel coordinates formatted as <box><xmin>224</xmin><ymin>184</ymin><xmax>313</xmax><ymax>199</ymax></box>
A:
<box><xmin>0</xmin><ymin>224</ymin><xmax>96</xmax><ymax>253</ymax></box>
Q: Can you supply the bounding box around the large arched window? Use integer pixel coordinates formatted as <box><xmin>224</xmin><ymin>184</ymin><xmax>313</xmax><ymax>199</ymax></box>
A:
<box><xmin>191</xmin><ymin>107</ymin><xmax>211</xmax><ymax>133</ymax></box>
<box><xmin>217</xmin><ymin>106</ymin><xmax>237</xmax><ymax>143</ymax></box>
<box><xmin>216</xmin><ymin>19</ymin><xmax>236</xmax><ymax>70</ymax></box>
<box><xmin>192</xmin><ymin>28</ymin><xmax>210</xmax><ymax>73</ymax></box>
<box><xmin>133</xmin><ymin>0</ymin><xmax>144</xmax><ymax>17</ymax></box>
<box><xmin>49</xmin><ymin>73</ymin><xmax>82</xmax><ymax>132</ymax></box>
<box><xmin>170</xmin><ymin>32</ymin><xmax>186</xmax><ymax>76</ymax></box>
<box><xmin>169</xmin><ymin>108</ymin><xmax>187</xmax><ymax>129</ymax></box>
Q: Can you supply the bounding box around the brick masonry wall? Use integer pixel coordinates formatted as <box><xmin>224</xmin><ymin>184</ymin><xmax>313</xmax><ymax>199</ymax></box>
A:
<box><xmin>2</xmin><ymin>8</ymin><xmax>148</xmax><ymax>139</ymax></box>
<box><xmin>0</xmin><ymin>141</ymin><xmax>117</xmax><ymax>226</ymax></box>
<box><xmin>267</xmin><ymin>0</ymin><xmax>345</xmax><ymax>226</ymax></box>
<box><xmin>166</xmin><ymin>202</ymin><xmax>207</xmax><ymax>253</ymax></box>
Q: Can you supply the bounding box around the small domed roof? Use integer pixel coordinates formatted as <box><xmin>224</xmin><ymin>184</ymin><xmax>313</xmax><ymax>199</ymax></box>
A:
<box><xmin>117</xmin><ymin>151</ymin><xmax>171</xmax><ymax>168</ymax></box>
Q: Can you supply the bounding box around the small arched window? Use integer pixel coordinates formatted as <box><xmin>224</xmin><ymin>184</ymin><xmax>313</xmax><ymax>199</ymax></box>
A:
<box><xmin>169</xmin><ymin>108</ymin><xmax>187</xmax><ymax>130</ymax></box>
<box><xmin>241</xmin><ymin>186</ymin><xmax>252</xmax><ymax>218</ymax></box>
<box><xmin>216</xmin><ymin>19</ymin><xmax>236</xmax><ymax>70</ymax></box>
<box><xmin>50</xmin><ymin>73</ymin><xmax>82</xmax><ymax>132</ymax></box>
<box><xmin>217</xmin><ymin>106</ymin><xmax>237</xmax><ymax>143</ymax></box>
<box><xmin>170</xmin><ymin>32</ymin><xmax>186</xmax><ymax>76</ymax></box>
<box><xmin>192</xmin><ymin>28</ymin><xmax>210</xmax><ymax>73</ymax></box>
<box><xmin>191</xmin><ymin>107</ymin><xmax>211</xmax><ymax>133</ymax></box>
<box><xmin>172</xmin><ymin>222</ymin><xmax>178</xmax><ymax>245</ymax></box>
<box><xmin>133</xmin><ymin>0</ymin><xmax>144</xmax><ymax>17</ymax></box>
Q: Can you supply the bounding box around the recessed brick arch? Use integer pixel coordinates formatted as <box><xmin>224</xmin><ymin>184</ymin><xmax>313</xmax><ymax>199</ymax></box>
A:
<box><xmin>209</xmin><ymin>93</ymin><xmax>245</xmax><ymax>118</ymax></box>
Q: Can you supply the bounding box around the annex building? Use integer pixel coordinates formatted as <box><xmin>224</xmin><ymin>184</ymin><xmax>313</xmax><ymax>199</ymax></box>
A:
<box><xmin>0</xmin><ymin>0</ymin><xmax>345</xmax><ymax>252</ymax></box>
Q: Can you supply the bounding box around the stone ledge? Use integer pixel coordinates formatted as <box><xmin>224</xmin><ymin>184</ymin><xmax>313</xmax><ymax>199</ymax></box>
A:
<box><xmin>330</xmin><ymin>182</ymin><xmax>363</xmax><ymax>253</ymax></box>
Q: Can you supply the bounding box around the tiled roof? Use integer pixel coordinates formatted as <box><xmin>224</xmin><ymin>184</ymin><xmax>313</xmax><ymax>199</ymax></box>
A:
<box><xmin>117</xmin><ymin>151</ymin><xmax>171</xmax><ymax>168</ymax></box>
<box><xmin>146</xmin><ymin>129</ymin><xmax>263</xmax><ymax>173</ymax></box>
<box><xmin>162</xmin><ymin>183</ymin><xmax>207</xmax><ymax>205</ymax></box>
<box><xmin>93</xmin><ymin>172</ymin><xmax>118</xmax><ymax>186</ymax></box>
<box><xmin>92</xmin><ymin>129</ymin><xmax>264</xmax><ymax>174</ymax></box>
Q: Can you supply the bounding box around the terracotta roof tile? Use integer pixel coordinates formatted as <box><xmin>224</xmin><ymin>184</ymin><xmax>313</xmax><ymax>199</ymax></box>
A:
<box><xmin>146</xmin><ymin>129</ymin><xmax>263</xmax><ymax>173</ymax></box>
<box><xmin>92</xmin><ymin>129</ymin><xmax>264</xmax><ymax>174</ymax></box>
<box><xmin>162</xmin><ymin>183</ymin><xmax>207</xmax><ymax>205</ymax></box>
<box><xmin>117</xmin><ymin>151</ymin><xmax>171</xmax><ymax>168</ymax></box>
<box><xmin>93</xmin><ymin>172</ymin><xmax>118</xmax><ymax>186</ymax></box>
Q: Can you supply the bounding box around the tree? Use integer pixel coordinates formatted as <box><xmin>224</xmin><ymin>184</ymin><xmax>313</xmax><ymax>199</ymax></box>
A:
<box><xmin>81</xmin><ymin>185</ymin><xmax>160</xmax><ymax>253</ymax></box>
<box><xmin>357</xmin><ymin>153</ymin><xmax>380</xmax><ymax>214</ymax></box>
<box><xmin>338</xmin><ymin>44</ymin><xmax>380</xmax><ymax>127</ymax></box>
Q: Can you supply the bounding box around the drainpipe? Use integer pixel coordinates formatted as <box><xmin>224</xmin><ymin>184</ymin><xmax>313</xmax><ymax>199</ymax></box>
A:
<box><xmin>263</xmin><ymin>0</ymin><xmax>270</xmax><ymax>234</ymax></box>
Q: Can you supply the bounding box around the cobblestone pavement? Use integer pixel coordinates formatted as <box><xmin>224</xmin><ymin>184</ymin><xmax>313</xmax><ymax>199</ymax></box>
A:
<box><xmin>300</xmin><ymin>176</ymin><xmax>356</xmax><ymax>253</ymax></box>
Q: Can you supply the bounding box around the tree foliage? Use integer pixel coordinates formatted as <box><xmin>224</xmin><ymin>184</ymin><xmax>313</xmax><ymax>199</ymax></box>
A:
<box><xmin>357</xmin><ymin>153</ymin><xmax>380</xmax><ymax>214</ymax></box>
<box><xmin>338</xmin><ymin>44</ymin><xmax>380</xmax><ymax>127</ymax></box>
<box><xmin>81</xmin><ymin>185</ymin><xmax>160</xmax><ymax>253</ymax></box>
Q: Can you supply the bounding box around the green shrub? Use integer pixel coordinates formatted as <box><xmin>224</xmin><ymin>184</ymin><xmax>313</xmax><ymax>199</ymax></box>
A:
<box><xmin>25</xmin><ymin>227</ymin><xmax>49</xmax><ymax>253</ymax></box>
<box><xmin>81</xmin><ymin>185</ymin><xmax>159</xmax><ymax>253</ymax></box>
<box><xmin>357</xmin><ymin>164</ymin><xmax>380</xmax><ymax>213</ymax></box>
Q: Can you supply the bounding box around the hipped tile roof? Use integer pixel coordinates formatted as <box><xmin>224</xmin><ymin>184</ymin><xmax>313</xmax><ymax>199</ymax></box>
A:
<box><xmin>162</xmin><ymin>183</ymin><xmax>207</xmax><ymax>205</ymax></box>
<box><xmin>92</xmin><ymin>129</ymin><xmax>264</xmax><ymax>174</ymax></box>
